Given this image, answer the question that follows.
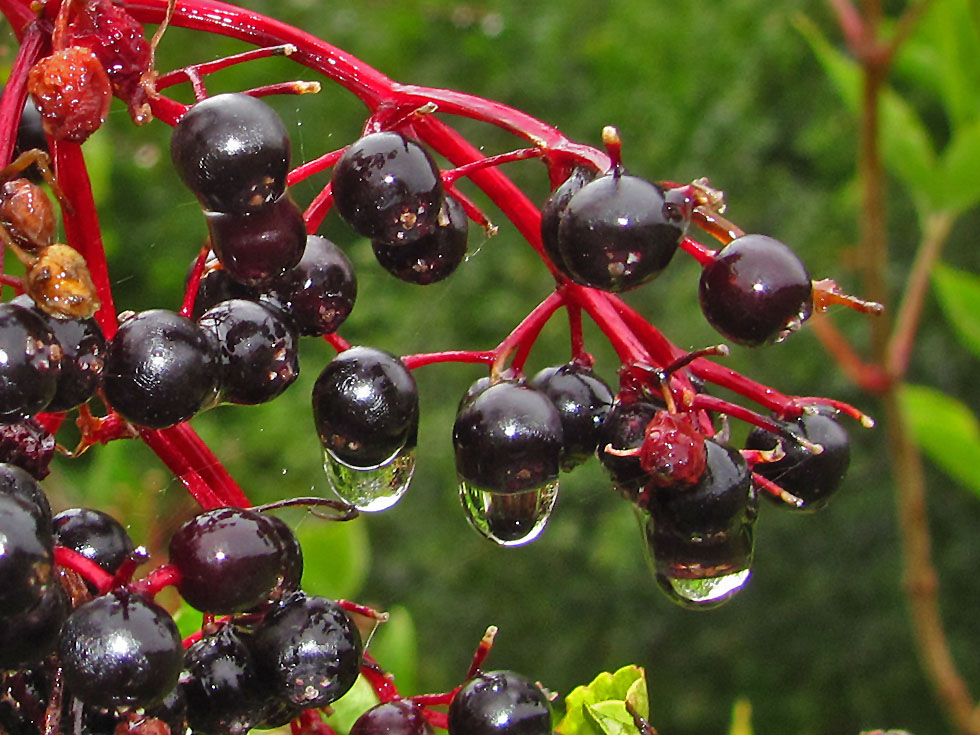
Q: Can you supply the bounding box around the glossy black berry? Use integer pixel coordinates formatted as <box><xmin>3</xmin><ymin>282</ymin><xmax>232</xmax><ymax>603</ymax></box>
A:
<box><xmin>453</xmin><ymin>381</ymin><xmax>564</xmax><ymax>493</ymax></box>
<box><xmin>205</xmin><ymin>193</ymin><xmax>307</xmax><ymax>287</ymax></box>
<box><xmin>371</xmin><ymin>195</ymin><xmax>468</xmax><ymax>284</ymax></box>
<box><xmin>197</xmin><ymin>299</ymin><xmax>299</xmax><ymax>405</ymax></box>
<box><xmin>540</xmin><ymin>166</ymin><xmax>596</xmax><ymax>272</ymax></box>
<box><xmin>262</xmin><ymin>235</ymin><xmax>356</xmax><ymax>337</ymax></box>
<box><xmin>332</xmin><ymin>131</ymin><xmax>443</xmax><ymax>244</ymax></box>
<box><xmin>0</xmin><ymin>580</ymin><xmax>68</xmax><ymax>670</ymax></box>
<box><xmin>0</xmin><ymin>417</ymin><xmax>56</xmax><ymax>480</ymax></box>
<box><xmin>250</xmin><ymin>591</ymin><xmax>363</xmax><ymax>708</ymax></box>
<box><xmin>169</xmin><ymin>507</ymin><xmax>287</xmax><ymax>614</ymax></box>
<box><xmin>0</xmin><ymin>492</ymin><xmax>53</xmax><ymax>616</ymax></box>
<box><xmin>58</xmin><ymin>589</ymin><xmax>183</xmax><ymax>710</ymax></box>
<box><xmin>745</xmin><ymin>411</ymin><xmax>850</xmax><ymax>511</ymax></box>
<box><xmin>698</xmin><ymin>234</ymin><xmax>813</xmax><ymax>347</ymax></box>
<box><xmin>0</xmin><ymin>461</ymin><xmax>52</xmax><ymax>526</ymax></box>
<box><xmin>351</xmin><ymin>700</ymin><xmax>434</xmax><ymax>735</ymax></box>
<box><xmin>181</xmin><ymin>625</ymin><xmax>273</xmax><ymax>735</ymax></box>
<box><xmin>556</xmin><ymin>173</ymin><xmax>685</xmax><ymax>291</ymax></box>
<box><xmin>596</xmin><ymin>398</ymin><xmax>660</xmax><ymax>499</ymax></box>
<box><xmin>448</xmin><ymin>670</ymin><xmax>552</xmax><ymax>735</ymax></box>
<box><xmin>263</xmin><ymin>514</ymin><xmax>304</xmax><ymax>601</ymax></box>
<box><xmin>171</xmin><ymin>93</ymin><xmax>291</xmax><ymax>214</ymax></box>
<box><xmin>312</xmin><ymin>346</ymin><xmax>419</xmax><ymax>468</ymax></box>
<box><xmin>649</xmin><ymin>440</ymin><xmax>756</xmax><ymax>540</ymax></box>
<box><xmin>530</xmin><ymin>363</ymin><xmax>613</xmax><ymax>470</ymax></box>
<box><xmin>103</xmin><ymin>309</ymin><xmax>220</xmax><ymax>429</ymax></box>
<box><xmin>52</xmin><ymin>507</ymin><xmax>135</xmax><ymax>575</ymax></box>
<box><xmin>0</xmin><ymin>302</ymin><xmax>61</xmax><ymax>420</ymax></box>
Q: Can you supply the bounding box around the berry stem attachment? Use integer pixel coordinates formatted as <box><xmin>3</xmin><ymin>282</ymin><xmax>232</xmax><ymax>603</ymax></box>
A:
<box><xmin>466</xmin><ymin>625</ymin><xmax>498</xmax><ymax>679</ymax></box>
<box><xmin>752</xmin><ymin>471</ymin><xmax>805</xmax><ymax>509</ymax></box>
<box><xmin>812</xmin><ymin>277</ymin><xmax>885</xmax><ymax>315</ymax></box>
<box><xmin>53</xmin><ymin>546</ymin><xmax>115</xmax><ymax>593</ymax></box>
<box><xmin>441</xmin><ymin>147</ymin><xmax>545</xmax><ymax>186</ymax></box>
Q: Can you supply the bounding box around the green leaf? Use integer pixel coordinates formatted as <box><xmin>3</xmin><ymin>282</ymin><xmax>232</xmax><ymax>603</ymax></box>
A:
<box><xmin>795</xmin><ymin>16</ymin><xmax>937</xmax><ymax>214</ymax></box>
<box><xmin>555</xmin><ymin>665</ymin><xmax>648</xmax><ymax>735</ymax></box>
<box><xmin>938</xmin><ymin>119</ymin><xmax>980</xmax><ymax>215</ymax></box>
<box><xmin>295</xmin><ymin>514</ymin><xmax>370</xmax><ymax>600</ymax></box>
<box><xmin>900</xmin><ymin>384</ymin><xmax>980</xmax><ymax>497</ymax></box>
<box><xmin>933</xmin><ymin>262</ymin><xmax>980</xmax><ymax>359</ymax></box>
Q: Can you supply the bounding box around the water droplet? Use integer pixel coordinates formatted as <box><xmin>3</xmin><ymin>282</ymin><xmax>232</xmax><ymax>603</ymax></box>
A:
<box><xmin>459</xmin><ymin>480</ymin><xmax>558</xmax><ymax>546</ymax></box>
<box><xmin>323</xmin><ymin>447</ymin><xmax>415</xmax><ymax>512</ymax></box>
<box><xmin>646</xmin><ymin>520</ymin><xmax>754</xmax><ymax>609</ymax></box>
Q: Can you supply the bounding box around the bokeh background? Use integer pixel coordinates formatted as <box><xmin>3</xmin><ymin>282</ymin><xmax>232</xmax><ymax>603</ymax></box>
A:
<box><xmin>3</xmin><ymin>1</ymin><xmax>979</xmax><ymax>733</ymax></box>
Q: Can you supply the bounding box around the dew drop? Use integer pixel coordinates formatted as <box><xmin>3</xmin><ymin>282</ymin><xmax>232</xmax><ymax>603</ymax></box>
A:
<box><xmin>323</xmin><ymin>447</ymin><xmax>415</xmax><ymax>512</ymax></box>
<box><xmin>459</xmin><ymin>479</ymin><xmax>558</xmax><ymax>547</ymax></box>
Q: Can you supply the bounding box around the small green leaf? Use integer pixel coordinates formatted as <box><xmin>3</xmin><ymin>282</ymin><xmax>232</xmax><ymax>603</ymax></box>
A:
<box><xmin>295</xmin><ymin>515</ymin><xmax>370</xmax><ymax>600</ymax></box>
<box><xmin>586</xmin><ymin>701</ymin><xmax>638</xmax><ymax>735</ymax></box>
<box><xmin>933</xmin><ymin>262</ymin><xmax>980</xmax><ymax>359</ymax></box>
<box><xmin>900</xmin><ymin>384</ymin><xmax>980</xmax><ymax>497</ymax></box>
<box><xmin>556</xmin><ymin>665</ymin><xmax>647</xmax><ymax>735</ymax></box>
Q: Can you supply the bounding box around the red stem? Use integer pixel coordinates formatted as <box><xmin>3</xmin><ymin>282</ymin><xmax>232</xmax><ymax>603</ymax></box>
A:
<box><xmin>54</xmin><ymin>546</ymin><xmax>115</xmax><ymax>592</ymax></box>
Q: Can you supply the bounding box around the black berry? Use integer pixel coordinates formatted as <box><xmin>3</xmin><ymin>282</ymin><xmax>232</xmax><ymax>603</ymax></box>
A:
<box><xmin>103</xmin><ymin>309</ymin><xmax>220</xmax><ymax>429</ymax></box>
<box><xmin>351</xmin><ymin>700</ymin><xmax>434</xmax><ymax>735</ymax></box>
<box><xmin>58</xmin><ymin>589</ymin><xmax>183</xmax><ymax>710</ymax></box>
<box><xmin>171</xmin><ymin>93</ymin><xmax>291</xmax><ymax>214</ymax></box>
<box><xmin>698</xmin><ymin>234</ymin><xmax>813</xmax><ymax>347</ymax></box>
<box><xmin>331</xmin><ymin>131</ymin><xmax>443</xmax><ymax>244</ymax></box>
<box><xmin>371</xmin><ymin>194</ymin><xmax>468</xmax><ymax>284</ymax></box>
<box><xmin>312</xmin><ymin>346</ymin><xmax>419</xmax><ymax>468</ymax></box>
<box><xmin>0</xmin><ymin>491</ymin><xmax>53</xmax><ymax>616</ymax></box>
<box><xmin>52</xmin><ymin>507</ymin><xmax>135</xmax><ymax>575</ymax></box>
<box><xmin>448</xmin><ymin>670</ymin><xmax>552</xmax><ymax>735</ymax></box>
<box><xmin>540</xmin><ymin>166</ymin><xmax>596</xmax><ymax>272</ymax></box>
<box><xmin>0</xmin><ymin>302</ymin><xmax>61</xmax><ymax>420</ymax></box>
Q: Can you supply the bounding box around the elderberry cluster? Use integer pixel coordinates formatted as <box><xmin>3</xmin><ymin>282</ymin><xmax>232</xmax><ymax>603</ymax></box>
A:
<box><xmin>0</xmin><ymin>484</ymin><xmax>364</xmax><ymax>735</ymax></box>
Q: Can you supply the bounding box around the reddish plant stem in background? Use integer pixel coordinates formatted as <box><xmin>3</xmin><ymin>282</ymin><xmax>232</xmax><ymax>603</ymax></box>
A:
<box><xmin>830</xmin><ymin>1</ymin><xmax>978</xmax><ymax>731</ymax></box>
<box><xmin>498</xmin><ymin>291</ymin><xmax>565</xmax><ymax>374</ymax></box>
<box><xmin>401</xmin><ymin>350</ymin><xmax>496</xmax><ymax>371</ymax></box>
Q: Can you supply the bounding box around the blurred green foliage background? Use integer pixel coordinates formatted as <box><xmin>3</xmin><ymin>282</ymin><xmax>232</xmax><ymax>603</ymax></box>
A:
<box><xmin>4</xmin><ymin>0</ymin><xmax>980</xmax><ymax>733</ymax></box>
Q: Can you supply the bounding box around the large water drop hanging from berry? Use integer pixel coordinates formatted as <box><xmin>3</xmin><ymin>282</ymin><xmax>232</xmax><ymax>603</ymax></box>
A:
<box><xmin>323</xmin><ymin>445</ymin><xmax>416</xmax><ymax>512</ymax></box>
<box><xmin>458</xmin><ymin>479</ymin><xmax>559</xmax><ymax>547</ymax></box>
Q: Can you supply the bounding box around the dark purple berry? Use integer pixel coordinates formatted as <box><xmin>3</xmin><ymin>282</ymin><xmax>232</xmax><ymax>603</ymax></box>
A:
<box><xmin>52</xmin><ymin>507</ymin><xmax>135</xmax><ymax>575</ymax></box>
<box><xmin>103</xmin><ymin>309</ymin><xmax>221</xmax><ymax>429</ymax></box>
<box><xmin>197</xmin><ymin>299</ymin><xmax>299</xmax><ymax>405</ymax></box>
<box><xmin>206</xmin><ymin>193</ymin><xmax>307</xmax><ymax>287</ymax></box>
<box><xmin>0</xmin><ymin>492</ymin><xmax>53</xmax><ymax>616</ymax></box>
<box><xmin>371</xmin><ymin>195</ymin><xmax>468</xmax><ymax>284</ymax></box>
<box><xmin>698</xmin><ymin>234</ymin><xmax>813</xmax><ymax>346</ymax></box>
<box><xmin>263</xmin><ymin>514</ymin><xmax>304</xmax><ymax>600</ymax></box>
<box><xmin>0</xmin><ymin>580</ymin><xmax>68</xmax><ymax>669</ymax></box>
<box><xmin>351</xmin><ymin>700</ymin><xmax>434</xmax><ymax>735</ymax></box>
<box><xmin>745</xmin><ymin>411</ymin><xmax>850</xmax><ymax>511</ymax></box>
<box><xmin>312</xmin><ymin>346</ymin><xmax>419</xmax><ymax>468</ymax></box>
<box><xmin>530</xmin><ymin>363</ymin><xmax>613</xmax><ymax>470</ymax></box>
<box><xmin>453</xmin><ymin>381</ymin><xmax>563</xmax><ymax>493</ymax></box>
<box><xmin>169</xmin><ymin>507</ymin><xmax>287</xmax><ymax>614</ymax></box>
<box><xmin>250</xmin><ymin>591</ymin><xmax>362</xmax><ymax>708</ymax></box>
<box><xmin>448</xmin><ymin>670</ymin><xmax>552</xmax><ymax>735</ymax></box>
<box><xmin>596</xmin><ymin>398</ymin><xmax>661</xmax><ymax>499</ymax></box>
<box><xmin>649</xmin><ymin>440</ymin><xmax>756</xmax><ymax>540</ymax></box>
<box><xmin>0</xmin><ymin>461</ymin><xmax>52</xmax><ymax>525</ymax></box>
<box><xmin>556</xmin><ymin>173</ymin><xmax>685</xmax><ymax>291</ymax></box>
<box><xmin>263</xmin><ymin>235</ymin><xmax>356</xmax><ymax>336</ymax></box>
<box><xmin>0</xmin><ymin>302</ymin><xmax>61</xmax><ymax>420</ymax></box>
<box><xmin>58</xmin><ymin>589</ymin><xmax>183</xmax><ymax>710</ymax></box>
<box><xmin>186</xmin><ymin>252</ymin><xmax>260</xmax><ymax>321</ymax></box>
<box><xmin>0</xmin><ymin>418</ymin><xmax>56</xmax><ymax>480</ymax></box>
<box><xmin>331</xmin><ymin>132</ymin><xmax>443</xmax><ymax>244</ymax></box>
<box><xmin>540</xmin><ymin>166</ymin><xmax>596</xmax><ymax>272</ymax></box>
<box><xmin>181</xmin><ymin>625</ymin><xmax>273</xmax><ymax>735</ymax></box>
<box><xmin>170</xmin><ymin>93</ymin><xmax>290</xmax><ymax>214</ymax></box>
